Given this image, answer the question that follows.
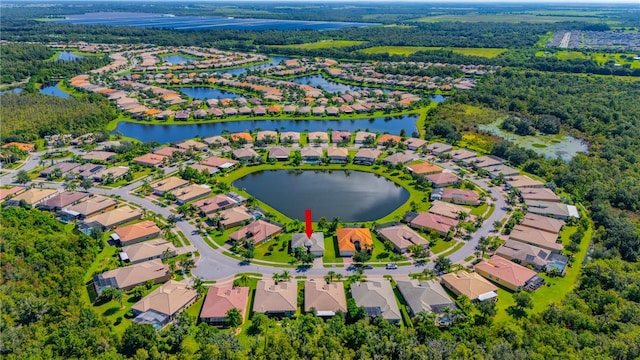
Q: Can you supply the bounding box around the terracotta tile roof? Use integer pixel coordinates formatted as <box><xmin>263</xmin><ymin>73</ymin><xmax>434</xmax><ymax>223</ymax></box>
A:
<box><xmin>407</xmin><ymin>162</ymin><xmax>443</xmax><ymax>175</ymax></box>
<box><xmin>133</xmin><ymin>153</ymin><xmax>167</xmax><ymax>166</ymax></box>
<box><xmin>475</xmin><ymin>255</ymin><xmax>537</xmax><ymax>288</ymax></box>
<box><xmin>377</xmin><ymin>224</ymin><xmax>429</xmax><ymax>251</ymax></box>
<box><xmin>0</xmin><ymin>186</ymin><xmax>25</xmax><ymax>200</ymax></box>
<box><xmin>425</xmin><ymin>172</ymin><xmax>460</xmax><ymax>186</ymax></box>
<box><xmin>440</xmin><ymin>271</ymin><xmax>497</xmax><ymax>301</ymax></box>
<box><xmin>229</xmin><ymin>220</ymin><xmax>282</xmax><ymax>244</ymax></box>
<box><xmin>132</xmin><ymin>280</ymin><xmax>197</xmax><ymax>317</ymax></box>
<box><xmin>253</xmin><ymin>280</ymin><xmax>297</xmax><ymax>314</ymax></box>
<box><xmin>304</xmin><ymin>280</ymin><xmax>347</xmax><ymax>314</ymax></box>
<box><xmin>336</xmin><ymin>228</ymin><xmax>373</xmax><ymax>253</ymax></box>
<box><xmin>520</xmin><ymin>213</ymin><xmax>565</xmax><ymax>234</ymax></box>
<box><xmin>114</xmin><ymin>220</ymin><xmax>162</xmax><ymax>243</ymax></box>
<box><xmin>409</xmin><ymin>212</ymin><xmax>458</xmax><ymax>234</ymax></box>
<box><xmin>200</xmin><ymin>284</ymin><xmax>250</xmax><ymax>320</ymax></box>
<box><xmin>99</xmin><ymin>259</ymin><xmax>169</xmax><ymax>290</ymax></box>
<box><xmin>122</xmin><ymin>239</ymin><xmax>176</xmax><ymax>263</ymax></box>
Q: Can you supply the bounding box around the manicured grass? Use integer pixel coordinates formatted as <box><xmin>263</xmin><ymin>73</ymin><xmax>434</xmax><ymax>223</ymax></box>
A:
<box><xmin>469</xmin><ymin>202</ymin><xmax>488</xmax><ymax>217</ymax></box>
<box><xmin>322</xmin><ymin>234</ymin><xmax>342</xmax><ymax>264</ymax></box>
<box><xmin>360</xmin><ymin>46</ymin><xmax>506</xmax><ymax>58</ymax></box>
<box><xmin>430</xmin><ymin>239</ymin><xmax>458</xmax><ymax>255</ymax></box>
<box><xmin>270</xmin><ymin>40</ymin><xmax>365</xmax><ymax>49</ymax></box>
<box><xmin>83</xmin><ymin>242</ymin><xmax>118</xmax><ymax>284</ymax></box>
<box><xmin>184</xmin><ymin>296</ymin><xmax>205</xmax><ymax>319</ymax></box>
<box><xmin>253</xmin><ymin>234</ymin><xmax>297</xmax><ymax>263</ymax></box>
<box><xmin>439</xmin><ymin>241</ymin><xmax>465</xmax><ymax>257</ymax></box>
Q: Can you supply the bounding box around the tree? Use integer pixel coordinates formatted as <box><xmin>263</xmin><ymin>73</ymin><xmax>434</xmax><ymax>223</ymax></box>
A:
<box><xmin>130</xmin><ymin>286</ymin><xmax>146</xmax><ymax>300</ymax></box>
<box><xmin>64</xmin><ymin>181</ymin><xmax>78</xmax><ymax>192</ymax></box>
<box><xmin>353</xmin><ymin>250</ymin><xmax>371</xmax><ymax>264</ymax></box>
<box><xmin>120</xmin><ymin>324</ymin><xmax>158</xmax><ymax>357</ymax></box>
<box><xmin>434</xmin><ymin>256</ymin><xmax>452</xmax><ymax>274</ymax></box>
<box><xmin>514</xmin><ymin>292</ymin><xmax>533</xmax><ymax>310</ymax></box>
<box><xmin>15</xmin><ymin>170</ymin><xmax>30</xmax><ymax>184</ymax></box>
<box><xmin>181</xmin><ymin>257</ymin><xmax>195</xmax><ymax>274</ymax></box>
<box><xmin>318</xmin><ymin>217</ymin><xmax>328</xmax><ymax>231</ymax></box>
<box><xmin>80</xmin><ymin>178</ymin><xmax>93</xmax><ymax>191</ymax></box>
<box><xmin>192</xmin><ymin>277</ymin><xmax>206</xmax><ymax>296</ymax></box>
<box><xmin>225</xmin><ymin>308</ymin><xmax>242</xmax><ymax>329</ymax></box>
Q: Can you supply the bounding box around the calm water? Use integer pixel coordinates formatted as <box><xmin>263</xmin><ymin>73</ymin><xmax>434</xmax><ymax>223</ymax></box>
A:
<box><xmin>39</xmin><ymin>83</ymin><xmax>70</xmax><ymax>98</ymax></box>
<box><xmin>114</xmin><ymin>114</ymin><xmax>418</xmax><ymax>143</ymax></box>
<box><xmin>56</xmin><ymin>51</ymin><xmax>85</xmax><ymax>61</ymax></box>
<box><xmin>290</xmin><ymin>75</ymin><xmax>383</xmax><ymax>94</ymax></box>
<box><xmin>178</xmin><ymin>87</ymin><xmax>243</xmax><ymax>100</ymax></box>
<box><xmin>233</xmin><ymin>170</ymin><xmax>409</xmax><ymax>222</ymax></box>
<box><xmin>478</xmin><ymin>120</ymin><xmax>588</xmax><ymax>162</ymax></box>
<box><xmin>163</xmin><ymin>54</ymin><xmax>194</xmax><ymax>64</ymax></box>
<box><xmin>220</xmin><ymin>56</ymin><xmax>289</xmax><ymax>76</ymax></box>
<box><xmin>56</xmin><ymin>13</ymin><xmax>375</xmax><ymax>31</ymax></box>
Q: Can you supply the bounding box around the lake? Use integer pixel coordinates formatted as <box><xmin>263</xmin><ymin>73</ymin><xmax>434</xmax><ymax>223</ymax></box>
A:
<box><xmin>220</xmin><ymin>56</ymin><xmax>289</xmax><ymax>76</ymax></box>
<box><xmin>39</xmin><ymin>83</ymin><xmax>71</xmax><ymax>99</ymax></box>
<box><xmin>178</xmin><ymin>87</ymin><xmax>243</xmax><ymax>100</ymax></box>
<box><xmin>162</xmin><ymin>54</ymin><xmax>194</xmax><ymax>65</ymax></box>
<box><xmin>56</xmin><ymin>51</ymin><xmax>85</xmax><ymax>61</ymax></box>
<box><xmin>233</xmin><ymin>170</ymin><xmax>409</xmax><ymax>222</ymax></box>
<box><xmin>290</xmin><ymin>75</ymin><xmax>389</xmax><ymax>94</ymax></box>
<box><xmin>478</xmin><ymin>120</ymin><xmax>588</xmax><ymax>162</ymax></box>
<box><xmin>56</xmin><ymin>12</ymin><xmax>375</xmax><ymax>31</ymax></box>
<box><xmin>114</xmin><ymin>114</ymin><xmax>418</xmax><ymax>143</ymax></box>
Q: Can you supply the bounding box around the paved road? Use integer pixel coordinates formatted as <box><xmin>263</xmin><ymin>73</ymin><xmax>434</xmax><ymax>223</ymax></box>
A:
<box><xmin>3</xmin><ymin>147</ymin><xmax>509</xmax><ymax>280</ymax></box>
<box><xmin>559</xmin><ymin>31</ymin><xmax>571</xmax><ymax>49</ymax></box>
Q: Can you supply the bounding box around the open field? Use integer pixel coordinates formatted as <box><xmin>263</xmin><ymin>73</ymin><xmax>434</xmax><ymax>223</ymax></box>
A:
<box><xmin>536</xmin><ymin>51</ymin><xmax>640</xmax><ymax>69</ymax></box>
<box><xmin>360</xmin><ymin>46</ymin><xmax>506</xmax><ymax>58</ymax></box>
<box><xmin>414</xmin><ymin>13</ymin><xmax>604</xmax><ymax>23</ymax></box>
<box><xmin>270</xmin><ymin>40</ymin><xmax>365</xmax><ymax>49</ymax></box>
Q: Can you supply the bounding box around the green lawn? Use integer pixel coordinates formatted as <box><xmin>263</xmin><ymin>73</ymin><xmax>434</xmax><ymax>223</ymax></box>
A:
<box><xmin>270</xmin><ymin>40</ymin><xmax>365</xmax><ymax>49</ymax></box>
<box><xmin>430</xmin><ymin>239</ymin><xmax>458</xmax><ymax>255</ymax></box>
<box><xmin>360</xmin><ymin>46</ymin><xmax>506</xmax><ymax>58</ymax></box>
<box><xmin>253</xmin><ymin>234</ymin><xmax>297</xmax><ymax>263</ymax></box>
<box><xmin>439</xmin><ymin>241</ymin><xmax>465</xmax><ymax>257</ymax></box>
<box><xmin>469</xmin><ymin>202</ymin><xmax>488</xmax><ymax>217</ymax></box>
<box><xmin>322</xmin><ymin>234</ymin><xmax>342</xmax><ymax>264</ymax></box>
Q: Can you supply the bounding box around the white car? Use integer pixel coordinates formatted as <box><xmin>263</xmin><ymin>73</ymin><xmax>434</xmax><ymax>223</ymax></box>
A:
<box><xmin>386</xmin><ymin>263</ymin><xmax>398</xmax><ymax>270</ymax></box>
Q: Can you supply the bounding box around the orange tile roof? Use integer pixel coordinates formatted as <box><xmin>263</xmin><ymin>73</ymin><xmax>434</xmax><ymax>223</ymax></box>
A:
<box><xmin>114</xmin><ymin>220</ymin><xmax>162</xmax><ymax>243</ymax></box>
<box><xmin>230</xmin><ymin>132</ymin><xmax>253</xmax><ymax>142</ymax></box>
<box><xmin>475</xmin><ymin>255</ymin><xmax>537</xmax><ymax>289</ymax></box>
<box><xmin>378</xmin><ymin>134</ymin><xmax>402</xmax><ymax>144</ymax></box>
<box><xmin>336</xmin><ymin>228</ymin><xmax>373</xmax><ymax>253</ymax></box>
<box><xmin>407</xmin><ymin>162</ymin><xmax>443</xmax><ymax>175</ymax></box>
<box><xmin>2</xmin><ymin>142</ymin><xmax>35</xmax><ymax>152</ymax></box>
<box><xmin>268</xmin><ymin>105</ymin><xmax>281</xmax><ymax>112</ymax></box>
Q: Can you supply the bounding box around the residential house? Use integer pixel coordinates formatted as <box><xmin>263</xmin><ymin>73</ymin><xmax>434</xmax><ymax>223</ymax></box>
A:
<box><xmin>153</xmin><ymin>147</ymin><xmax>184</xmax><ymax>158</ymax></box>
<box><xmin>404</xmin><ymin>138</ymin><xmax>428</xmax><ymax>151</ymax></box>
<box><xmin>132</xmin><ymin>280</ymin><xmax>197</xmax><ymax>329</ymax></box>
<box><xmin>291</xmin><ymin>232</ymin><xmax>325</xmax><ymax>257</ymax></box>
<box><xmin>353</xmin><ymin>148</ymin><xmax>381</xmax><ymax>165</ymax></box>
<box><xmin>256</xmin><ymin>131</ymin><xmax>278</xmax><ymax>144</ymax></box>
<box><xmin>431</xmin><ymin>188</ymin><xmax>480</xmax><ymax>205</ymax></box>
<box><xmin>468</xmin><ymin>155</ymin><xmax>504</xmax><ymax>169</ymax></box>
<box><xmin>425</xmin><ymin>172</ymin><xmax>460</xmax><ymax>188</ymax></box>
<box><xmin>336</xmin><ymin>228</ymin><xmax>373</xmax><ymax>257</ymax></box>
<box><xmin>268</xmin><ymin>146</ymin><xmax>291</xmax><ymax>161</ymax></box>
<box><xmin>66</xmin><ymin>163</ymin><xmax>105</xmax><ymax>180</ymax></box>
<box><xmin>525</xmin><ymin>200</ymin><xmax>580</xmax><ymax>220</ymax></box>
<box><xmin>111</xmin><ymin>220</ymin><xmax>162</xmax><ymax>246</ymax></box>
<box><xmin>327</xmin><ymin>147</ymin><xmax>348</xmax><ymax>163</ymax></box>
<box><xmin>230</xmin><ymin>132</ymin><xmax>253</xmax><ymax>144</ymax></box>
<box><xmin>150</xmin><ymin>176</ymin><xmax>189</xmax><ymax>196</ymax></box>
<box><xmin>520</xmin><ymin>188</ymin><xmax>561</xmax><ymax>203</ymax></box>
<box><xmin>232</xmin><ymin>148</ymin><xmax>260</xmax><ymax>162</ymax></box>
<box><xmin>40</xmin><ymin>162</ymin><xmax>81</xmax><ymax>177</ymax></box>
<box><xmin>308</xmin><ymin>132</ymin><xmax>329</xmax><ymax>144</ymax></box>
<box><xmin>93</xmin><ymin>259</ymin><xmax>170</xmax><ymax>294</ymax></box>
<box><xmin>408</xmin><ymin>212</ymin><xmax>458</xmax><ymax>235</ymax></box>
<box><xmin>425</xmin><ymin>142</ymin><xmax>453</xmax><ymax>155</ymax></box>
<box><xmin>83</xmin><ymin>206</ymin><xmax>143</xmax><ymax>230</ymax></box>
<box><xmin>4</xmin><ymin>188</ymin><xmax>58</xmax><ymax>207</ymax></box>
<box><xmin>82</xmin><ymin>151</ymin><xmax>117</xmax><ymax>162</ymax></box>
<box><xmin>407</xmin><ymin>162</ymin><xmax>443</xmax><ymax>176</ymax></box>
<box><xmin>194</xmin><ymin>194</ymin><xmax>241</xmax><ymax>216</ymax></box>
<box><xmin>350</xmin><ymin>280</ymin><xmax>401</xmax><ymax>323</ymax></box>
<box><xmin>170</xmin><ymin>184</ymin><xmax>211</xmax><ymax>204</ymax></box>
<box><xmin>92</xmin><ymin>166</ymin><xmax>129</xmax><ymax>182</ymax></box>
<box><xmin>429</xmin><ymin>200</ymin><xmax>469</xmax><ymax>220</ymax></box>
<box><xmin>200</xmin><ymin>156</ymin><xmax>238</xmax><ymax>170</ymax></box>
<box><xmin>121</xmin><ymin>239</ymin><xmax>177</xmax><ymax>264</ymax></box>
<box><xmin>280</xmin><ymin>131</ymin><xmax>300</xmax><ymax>144</ymax></box>
<box><xmin>331</xmin><ymin>131</ymin><xmax>351</xmax><ymax>144</ymax></box>
<box><xmin>63</xmin><ymin>195</ymin><xmax>117</xmax><ymax>219</ymax></box>
<box><xmin>496</xmin><ymin>240</ymin><xmax>569</xmax><ymax>274</ymax></box>
<box><xmin>509</xmin><ymin>224</ymin><xmax>563</xmax><ymax>253</ymax></box>
<box><xmin>354</xmin><ymin>131</ymin><xmax>376</xmax><ymax>144</ymax></box>
<box><xmin>175</xmin><ymin>139</ymin><xmax>208</xmax><ymax>151</ymax></box>
<box><xmin>475</xmin><ymin>255</ymin><xmax>540</xmax><ymax>292</ymax></box>
<box><xmin>396</xmin><ymin>279</ymin><xmax>456</xmax><ymax>316</ymax></box>
<box><xmin>229</xmin><ymin>220</ymin><xmax>282</xmax><ymax>244</ymax></box>
<box><xmin>133</xmin><ymin>153</ymin><xmax>167</xmax><ymax>167</ymax></box>
<box><xmin>301</xmin><ymin>147</ymin><xmax>323</xmax><ymax>164</ymax></box>
<box><xmin>376</xmin><ymin>224</ymin><xmax>429</xmax><ymax>253</ymax></box>
<box><xmin>377</xmin><ymin>134</ymin><xmax>402</xmax><ymax>145</ymax></box>
<box><xmin>203</xmin><ymin>135</ymin><xmax>230</xmax><ymax>147</ymax></box>
<box><xmin>0</xmin><ymin>186</ymin><xmax>25</xmax><ymax>201</ymax></box>
<box><xmin>218</xmin><ymin>206</ymin><xmax>253</xmax><ymax>229</ymax></box>
<box><xmin>253</xmin><ymin>280</ymin><xmax>297</xmax><ymax>318</ymax></box>
<box><xmin>304</xmin><ymin>280</ymin><xmax>347</xmax><ymax>316</ymax></box>
<box><xmin>2</xmin><ymin>142</ymin><xmax>35</xmax><ymax>152</ymax></box>
<box><xmin>451</xmin><ymin>149</ymin><xmax>477</xmax><ymax>163</ymax></box>
<box><xmin>440</xmin><ymin>271</ymin><xmax>498</xmax><ymax>302</ymax></box>
<box><xmin>200</xmin><ymin>284</ymin><xmax>250</xmax><ymax>326</ymax></box>
<box><xmin>38</xmin><ymin>191</ymin><xmax>90</xmax><ymax>212</ymax></box>
<box><xmin>506</xmin><ymin>175</ymin><xmax>545</xmax><ymax>189</ymax></box>
<box><xmin>382</xmin><ymin>152</ymin><xmax>413</xmax><ymax>165</ymax></box>
<box><xmin>482</xmin><ymin>164</ymin><xmax>520</xmax><ymax>179</ymax></box>
<box><xmin>519</xmin><ymin>213</ymin><xmax>565</xmax><ymax>234</ymax></box>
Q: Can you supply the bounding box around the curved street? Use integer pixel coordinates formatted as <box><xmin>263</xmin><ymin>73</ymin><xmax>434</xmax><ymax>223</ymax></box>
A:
<box><xmin>1</xmin><ymin>145</ymin><xmax>509</xmax><ymax>280</ymax></box>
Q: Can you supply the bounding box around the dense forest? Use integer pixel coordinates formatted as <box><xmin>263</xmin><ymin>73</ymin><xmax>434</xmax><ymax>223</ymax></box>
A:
<box><xmin>0</xmin><ymin>93</ymin><xmax>117</xmax><ymax>142</ymax></box>
<box><xmin>1</xmin><ymin>207</ymin><xmax>640</xmax><ymax>359</ymax></box>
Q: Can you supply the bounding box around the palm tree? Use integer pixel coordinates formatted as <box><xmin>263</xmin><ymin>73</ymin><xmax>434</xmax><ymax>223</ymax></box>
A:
<box><xmin>280</xmin><ymin>270</ymin><xmax>291</xmax><ymax>282</ymax></box>
<box><xmin>327</xmin><ymin>271</ymin><xmax>336</xmax><ymax>282</ymax></box>
<box><xmin>64</xmin><ymin>181</ymin><xmax>78</xmax><ymax>192</ymax></box>
<box><xmin>335</xmin><ymin>273</ymin><xmax>343</xmax><ymax>282</ymax></box>
<box><xmin>272</xmin><ymin>273</ymin><xmax>281</xmax><ymax>284</ymax></box>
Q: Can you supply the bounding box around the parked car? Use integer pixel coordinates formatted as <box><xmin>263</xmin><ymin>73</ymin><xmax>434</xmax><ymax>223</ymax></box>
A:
<box><xmin>386</xmin><ymin>263</ymin><xmax>398</xmax><ymax>270</ymax></box>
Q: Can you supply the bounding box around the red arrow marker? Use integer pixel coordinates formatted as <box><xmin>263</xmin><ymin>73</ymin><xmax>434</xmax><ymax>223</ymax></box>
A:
<box><xmin>305</xmin><ymin>209</ymin><xmax>313</xmax><ymax>239</ymax></box>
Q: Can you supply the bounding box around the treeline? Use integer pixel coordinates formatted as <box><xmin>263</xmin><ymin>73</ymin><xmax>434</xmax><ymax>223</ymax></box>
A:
<box><xmin>0</xmin><ymin>93</ymin><xmax>117</xmax><ymax>142</ymax></box>
<box><xmin>2</xmin><ymin>209</ymin><xmax>640</xmax><ymax>359</ymax></box>
<box><xmin>0</xmin><ymin>43</ymin><xmax>110</xmax><ymax>87</ymax></box>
